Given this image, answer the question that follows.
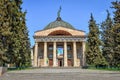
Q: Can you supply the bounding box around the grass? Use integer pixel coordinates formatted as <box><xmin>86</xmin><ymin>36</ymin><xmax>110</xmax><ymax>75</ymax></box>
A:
<box><xmin>8</xmin><ymin>67</ymin><xmax>34</xmax><ymax>71</ymax></box>
<box><xmin>7</xmin><ymin>66</ymin><xmax>120</xmax><ymax>72</ymax></box>
<box><xmin>87</xmin><ymin>66</ymin><xmax>120</xmax><ymax>71</ymax></box>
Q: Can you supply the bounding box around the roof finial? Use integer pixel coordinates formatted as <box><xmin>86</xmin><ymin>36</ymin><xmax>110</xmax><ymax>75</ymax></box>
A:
<box><xmin>57</xmin><ymin>6</ymin><xmax>61</xmax><ymax>17</ymax></box>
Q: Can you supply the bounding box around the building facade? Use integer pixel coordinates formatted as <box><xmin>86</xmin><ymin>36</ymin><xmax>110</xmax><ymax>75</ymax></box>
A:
<box><xmin>32</xmin><ymin>16</ymin><xmax>86</xmax><ymax>67</ymax></box>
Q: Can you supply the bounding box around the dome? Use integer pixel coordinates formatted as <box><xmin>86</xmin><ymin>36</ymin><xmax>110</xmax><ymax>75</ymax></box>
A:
<box><xmin>44</xmin><ymin>17</ymin><xmax>75</xmax><ymax>30</ymax></box>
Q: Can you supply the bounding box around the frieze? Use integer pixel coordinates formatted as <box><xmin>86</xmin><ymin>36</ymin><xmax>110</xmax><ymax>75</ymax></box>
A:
<box><xmin>35</xmin><ymin>36</ymin><xmax>86</xmax><ymax>42</ymax></box>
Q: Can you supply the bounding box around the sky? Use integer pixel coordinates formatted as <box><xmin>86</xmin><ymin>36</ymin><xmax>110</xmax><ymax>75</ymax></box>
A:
<box><xmin>22</xmin><ymin>0</ymin><xmax>115</xmax><ymax>47</ymax></box>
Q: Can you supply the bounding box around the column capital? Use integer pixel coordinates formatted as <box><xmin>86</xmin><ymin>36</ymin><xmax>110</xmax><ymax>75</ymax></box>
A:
<box><xmin>82</xmin><ymin>41</ymin><xmax>86</xmax><ymax>43</ymax></box>
<box><xmin>35</xmin><ymin>42</ymin><xmax>38</xmax><ymax>45</ymax></box>
<box><xmin>53</xmin><ymin>42</ymin><xmax>56</xmax><ymax>43</ymax></box>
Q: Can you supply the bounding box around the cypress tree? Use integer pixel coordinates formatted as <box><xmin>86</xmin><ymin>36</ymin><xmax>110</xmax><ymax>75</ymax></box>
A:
<box><xmin>86</xmin><ymin>14</ymin><xmax>107</xmax><ymax>67</ymax></box>
<box><xmin>0</xmin><ymin>0</ymin><xmax>31</xmax><ymax>67</ymax></box>
<box><xmin>0</xmin><ymin>0</ymin><xmax>12</xmax><ymax>66</ymax></box>
<box><xmin>111</xmin><ymin>1</ymin><xmax>120</xmax><ymax>67</ymax></box>
<box><xmin>14</xmin><ymin>0</ymin><xmax>31</xmax><ymax>67</ymax></box>
<box><xmin>6</xmin><ymin>0</ymin><xmax>22</xmax><ymax>67</ymax></box>
<box><xmin>101</xmin><ymin>10</ymin><xmax>114</xmax><ymax>67</ymax></box>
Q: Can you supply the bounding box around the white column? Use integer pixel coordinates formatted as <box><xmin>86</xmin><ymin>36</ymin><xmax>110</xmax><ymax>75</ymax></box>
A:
<box><xmin>31</xmin><ymin>48</ymin><xmax>34</xmax><ymax>66</ymax></box>
<box><xmin>82</xmin><ymin>41</ymin><xmax>86</xmax><ymax>66</ymax></box>
<box><xmin>64</xmin><ymin>42</ymin><xmax>68</xmax><ymax>67</ymax></box>
<box><xmin>37</xmin><ymin>46</ymin><xmax>40</xmax><ymax>67</ymax></box>
<box><xmin>53</xmin><ymin>42</ymin><xmax>57</xmax><ymax>67</ymax></box>
<box><xmin>73</xmin><ymin>42</ymin><xmax>77</xmax><ymax>67</ymax></box>
<box><xmin>43</xmin><ymin>42</ymin><xmax>47</xmax><ymax>67</ymax></box>
<box><xmin>38</xmin><ymin>57</ymin><xmax>40</xmax><ymax>67</ymax></box>
<box><xmin>34</xmin><ymin>42</ymin><xmax>38</xmax><ymax>67</ymax></box>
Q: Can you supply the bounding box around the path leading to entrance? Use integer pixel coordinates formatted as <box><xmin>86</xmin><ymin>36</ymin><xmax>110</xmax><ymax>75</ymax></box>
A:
<box><xmin>0</xmin><ymin>68</ymin><xmax>120</xmax><ymax>80</ymax></box>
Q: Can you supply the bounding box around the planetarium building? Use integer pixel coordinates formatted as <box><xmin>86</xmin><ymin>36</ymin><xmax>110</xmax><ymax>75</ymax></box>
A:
<box><xmin>32</xmin><ymin>11</ymin><xmax>86</xmax><ymax>67</ymax></box>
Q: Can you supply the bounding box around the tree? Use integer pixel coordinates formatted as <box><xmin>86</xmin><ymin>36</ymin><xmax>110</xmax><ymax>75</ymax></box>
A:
<box><xmin>18</xmin><ymin>11</ymin><xmax>31</xmax><ymax>67</ymax></box>
<box><xmin>7</xmin><ymin>0</ymin><xmax>31</xmax><ymax>67</ymax></box>
<box><xmin>0</xmin><ymin>0</ymin><xmax>12</xmax><ymax>66</ymax></box>
<box><xmin>111</xmin><ymin>1</ymin><xmax>120</xmax><ymax>67</ymax></box>
<box><xmin>4</xmin><ymin>0</ymin><xmax>22</xmax><ymax>67</ymax></box>
<box><xmin>86</xmin><ymin>14</ymin><xmax>107</xmax><ymax>67</ymax></box>
<box><xmin>101</xmin><ymin>10</ymin><xmax>114</xmax><ymax>67</ymax></box>
<box><xmin>0</xmin><ymin>0</ymin><xmax>31</xmax><ymax>67</ymax></box>
<box><xmin>14</xmin><ymin>0</ymin><xmax>31</xmax><ymax>67</ymax></box>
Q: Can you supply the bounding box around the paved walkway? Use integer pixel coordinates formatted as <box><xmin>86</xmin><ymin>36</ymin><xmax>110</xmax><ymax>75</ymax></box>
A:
<box><xmin>0</xmin><ymin>68</ymin><xmax>120</xmax><ymax>80</ymax></box>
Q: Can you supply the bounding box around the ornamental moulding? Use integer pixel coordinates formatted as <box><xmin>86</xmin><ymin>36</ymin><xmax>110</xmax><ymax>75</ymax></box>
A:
<box><xmin>34</xmin><ymin>36</ymin><xmax>86</xmax><ymax>42</ymax></box>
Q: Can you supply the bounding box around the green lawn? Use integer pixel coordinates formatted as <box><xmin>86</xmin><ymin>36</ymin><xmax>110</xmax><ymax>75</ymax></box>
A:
<box><xmin>87</xmin><ymin>66</ymin><xmax>120</xmax><ymax>71</ymax></box>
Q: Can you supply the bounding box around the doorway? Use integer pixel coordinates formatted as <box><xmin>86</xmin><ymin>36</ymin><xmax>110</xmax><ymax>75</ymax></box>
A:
<box><xmin>58</xmin><ymin>59</ymin><xmax>63</xmax><ymax>67</ymax></box>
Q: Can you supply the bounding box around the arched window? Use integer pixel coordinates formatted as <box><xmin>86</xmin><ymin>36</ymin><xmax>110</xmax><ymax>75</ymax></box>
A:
<box><xmin>48</xmin><ymin>30</ymin><xmax>72</xmax><ymax>36</ymax></box>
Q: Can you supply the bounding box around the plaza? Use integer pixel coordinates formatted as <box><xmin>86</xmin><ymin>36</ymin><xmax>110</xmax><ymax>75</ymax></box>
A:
<box><xmin>0</xmin><ymin>68</ymin><xmax>120</xmax><ymax>80</ymax></box>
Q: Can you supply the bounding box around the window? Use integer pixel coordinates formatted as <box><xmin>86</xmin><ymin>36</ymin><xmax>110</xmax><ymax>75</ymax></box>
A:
<box><xmin>49</xmin><ymin>45</ymin><xmax>53</xmax><ymax>50</ymax></box>
<box><xmin>49</xmin><ymin>54</ymin><xmax>53</xmax><ymax>58</ymax></box>
<box><xmin>67</xmin><ymin>54</ymin><xmax>72</xmax><ymax>58</ymax></box>
<box><xmin>77</xmin><ymin>53</ymin><xmax>81</xmax><ymax>59</ymax></box>
<box><xmin>67</xmin><ymin>45</ymin><xmax>71</xmax><ymax>50</ymax></box>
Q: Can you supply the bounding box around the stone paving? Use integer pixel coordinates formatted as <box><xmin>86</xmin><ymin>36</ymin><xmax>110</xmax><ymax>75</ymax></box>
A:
<box><xmin>0</xmin><ymin>68</ymin><xmax>120</xmax><ymax>80</ymax></box>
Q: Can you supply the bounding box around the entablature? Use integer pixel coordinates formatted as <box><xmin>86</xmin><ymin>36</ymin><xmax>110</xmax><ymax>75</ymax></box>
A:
<box><xmin>34</xmin><ymin>36</ymin><xmax>86</xmax><ymax>42</ymax></box>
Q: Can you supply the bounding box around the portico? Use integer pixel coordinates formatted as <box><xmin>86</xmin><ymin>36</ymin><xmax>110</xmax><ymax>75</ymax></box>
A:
<box><xmin>33</xmin><ymin>26</ymin><xmax>86</xmax><ymax>67</ymax></box>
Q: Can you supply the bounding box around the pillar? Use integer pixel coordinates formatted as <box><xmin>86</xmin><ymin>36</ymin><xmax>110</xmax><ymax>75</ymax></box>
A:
<box><xmin>64</xmin><ymin>42</ymin><xmax>68</xmax><ymax>67</ymax></box>
<box><xmin>73</xmin><ymin>42</ymin><xmax>77</xmax><ymax>67</ymax></box>
<box><xmin>43</xmin><ymin>42</ymin><xmax>47</xmax><ymax>67</ymax></box>
<box><xmin>34</xmin><ymin>42</ymin><xmax>38</xmax><ymax>67</ymax></box>
<box><xmin>31</xmin><ymin>48</ymin><xmax>34</xmax><ymax>66</ymax></box>
<box><xmin>82</xmin><ymin>41</ymin><xmax>86</xmax><ymax>66</ymax></box>
<box><xmin>53</xmin><ymin>42</ymin><xmax>57</xmax><ymax>67</ymax></box>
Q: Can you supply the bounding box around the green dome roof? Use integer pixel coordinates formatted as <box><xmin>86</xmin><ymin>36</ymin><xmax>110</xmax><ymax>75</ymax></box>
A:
<box><xmin>44</xmin><ymin>17</ymin><xmax>75</xmax><ymax>30</ymax></box>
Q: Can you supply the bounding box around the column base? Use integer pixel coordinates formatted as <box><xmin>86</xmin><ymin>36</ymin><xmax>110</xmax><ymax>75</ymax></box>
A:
<box><xmin>64</xmin><ymin>66</ymin><xmax>68</xmax><ymax>67</ymax></box>
<box><xmin>41</xmin><ymin>65</ymin><xmax>48</xmax><ymax>67</ymax></box>
<box><xmin>33</xmin><ymin>64</ymin><xmax>38</xmax><ymax>67</ymax></box>
<box><xmin>73</xmin><ymin>65</ymin><xmax>79</xmax><ymax>67</ymax></box>
<box><xmin>53</xmin><ymin>65</ymin><xmax>58</xmax><ymax>67</ymax></box>
<box><xmin>33</xmin><ymin>66</ymin><xmax>38</xmax><ymax>67</ymax></box>
<box><xmin>64</xmin><ymin>64</ymin><xmax>68</xmax><ymax>67</ymax></box>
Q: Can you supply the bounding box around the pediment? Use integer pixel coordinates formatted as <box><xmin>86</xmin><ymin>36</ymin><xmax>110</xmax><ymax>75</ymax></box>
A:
<box><xmin>34</xmin><ymin>27</ymin><xmax>85</xmax><ymax>37</ymax></box>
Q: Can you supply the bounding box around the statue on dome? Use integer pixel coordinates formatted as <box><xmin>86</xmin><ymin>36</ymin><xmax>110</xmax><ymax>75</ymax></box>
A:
<box><xmin>57</xmin><ymin>6</ymin><xmax>62</xmax><ymax>17</ymax></box>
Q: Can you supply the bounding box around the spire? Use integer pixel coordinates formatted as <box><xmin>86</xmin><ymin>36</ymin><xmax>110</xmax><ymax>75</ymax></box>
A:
<box><xmin>56</xmin><ymin>6</ymin><xmax>62</xmax><ymax>21</ymax></box>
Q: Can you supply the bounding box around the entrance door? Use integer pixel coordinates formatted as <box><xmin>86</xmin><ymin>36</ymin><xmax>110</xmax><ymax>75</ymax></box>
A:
<box><xmin>49</xmin><ymin>59</ymin><xmax>53</xmax><ymax>66</ymax></box>
<box><xmin>68</xmin><ymin>59</ymin><xmax>72</xmax><ymax>66</ymax></box>
<box><xmin>58</xmin><ymin>59</ymin><xmax>63</xmax><ymax>67</ymax></box>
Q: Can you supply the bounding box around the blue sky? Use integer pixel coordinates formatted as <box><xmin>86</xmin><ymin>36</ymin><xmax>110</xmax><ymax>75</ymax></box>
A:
<box><xmin>22</xmin><ymin>0</ymin><xmax>115</xmax><ymax>47</ymax></box>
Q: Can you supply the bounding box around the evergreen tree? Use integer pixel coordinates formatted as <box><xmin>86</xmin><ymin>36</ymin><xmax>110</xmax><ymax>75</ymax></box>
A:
<box><xmin>101</xmin><ymin>10</ymin><xmax>114</xmax><ymax>67</ymax></box>
<box><xmin>7</xmin><ymin>0</ymin><xmax>31</xmax><ymax>67</ymax></box>
<box><xmin>14</xmin><ymin>0</ymin><xmax>31</xmax><ymax>67</ymax></box>
<box><xmin>6</xmin><ymin>0</ymin><xmax>22</xmax><ymax>67</ymax></box>
<box><xmin>18</xmin><ymin>11</ymin><xmax>31</xmax><ymax>67</ymax></box>
<box><xmin>0</xmin><ymin>0</ymin><xmax>31</xmax><ymax>67</ymax></box>
<box><xmin>86</xmin><ymin>14</ymin><xmax>107</xmax><ymax>67</ymax></box>
<box><xmin>111</xmin><ymin>1</ymin><xmax>120</xmax><ymax>67</ymax></box>
<box><xmin>0</xmin><ymin>0</ymin><xmax>12</xmax><ymax>66</ymax></box>
<box><xmin>18</xmin><ymin>0</ymin><xmax>31</xmax><ymax>67</ymax></box>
